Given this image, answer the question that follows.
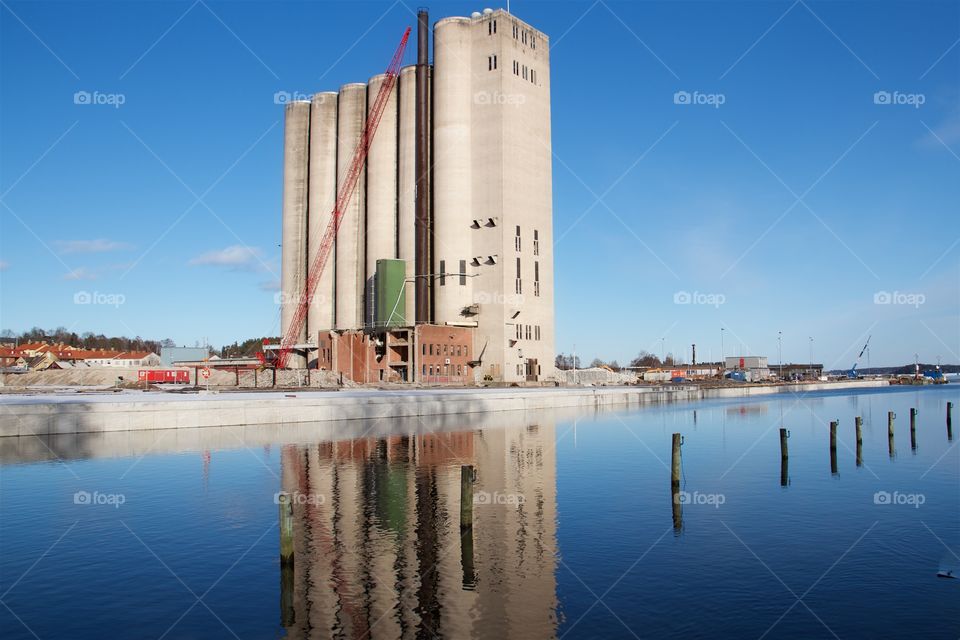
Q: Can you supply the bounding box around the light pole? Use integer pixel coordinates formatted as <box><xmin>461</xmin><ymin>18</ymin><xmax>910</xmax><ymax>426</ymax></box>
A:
<box><xmin>720</xmin><ymin>327</ymin><xmax>725</xmax><ymax>372</ymax></box>
<box><xmin>661</xmin><ymin>337</ymin><xmax>665</xmax><ymax>366</ymax></box>
<box><xmin>809</xmin><ymin>336</ymin><xmax>813</xmax><ymax>378</ymax></box>
<box><xmin>778</xmin><ymin>331</ymin><xmax>783</xmax><ymax>380</ymax></box>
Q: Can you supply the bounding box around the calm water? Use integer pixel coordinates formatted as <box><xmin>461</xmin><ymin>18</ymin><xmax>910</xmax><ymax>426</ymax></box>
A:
<box><xmin>1</xmin><ymin>385</ymin><xmax>957</xmax><ymax>639</ymax></box>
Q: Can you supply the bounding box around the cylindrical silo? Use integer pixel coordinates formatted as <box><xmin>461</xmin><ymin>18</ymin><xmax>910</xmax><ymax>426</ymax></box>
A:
<box><xmin>365</xmin><ymin>73</ymin><xmax>398</xmax><ymax>327</ymax></box>
<box><xmin>307</xmin><ymin>92</ymin><xmax>338</xmax><ymax>348</ymax></box>
<box><xmin>335</xmin><ymin>83</ymin><xmax>367</xmax><ymax>330</ymax></box>
<box><xmin>432</xmin><ymin>18</ymin><xmax>474</xmax><ymax>324</ymax></box>
<box><xmin>280</xmin><ymin>100</ymin><xmax>310</xmax><ymax>369</ymax></box>
<box><xmin>397</xmin><ymin>65</ymin><xmax>417</xmax><ymax>327</ymax></box>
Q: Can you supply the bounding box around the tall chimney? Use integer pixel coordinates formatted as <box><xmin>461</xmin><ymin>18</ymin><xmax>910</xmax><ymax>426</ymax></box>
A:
<box><xmin>414</xmin><ymin>8</ymin><xmax>431</xmax><ymax>323</ymax></box>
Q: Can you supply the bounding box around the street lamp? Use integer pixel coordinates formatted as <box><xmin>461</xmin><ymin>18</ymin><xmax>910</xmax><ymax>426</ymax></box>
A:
<box><xmin>720</xmin><ymin>327</ymin><xmax>725</xmax><ymax>371</ymax></box>
<box><xmin>778</xmin><ymin>331</ymin><xmax>783</xmax><ymax>380</ymax></box>
<box><xmin>809</xmin><ymin>336</ymin><xmax>813</xmax><ymax>378</ymax></box>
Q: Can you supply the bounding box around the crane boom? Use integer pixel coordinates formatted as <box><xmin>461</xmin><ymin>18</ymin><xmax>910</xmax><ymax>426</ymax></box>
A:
<box><xmin>274</xmin><ymin>27</ymin><xmax>411</xmax><ymax>369</ymax></box>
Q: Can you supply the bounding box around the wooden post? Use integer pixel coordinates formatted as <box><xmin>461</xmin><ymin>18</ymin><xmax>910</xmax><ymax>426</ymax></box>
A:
<box><xmin>461</xmin><ymin>522</ymin><xmax>476</xmax><ymax>589</ymax></box>
<box><xmin>887</xmin><ymin>411</ymin><xmax>895</xmax><ymax>438</ymax></box>
<box><xmin>279</xmin><ymin>493</ymin><xmax>294</xmax><ymax>566</ymax></box>
<box><xmin>910</xmin><ymin>408</ymin><xmax>917</xmax><ymax>451</ymax></box>
<box><xmin>855</xmin><ymin>416</ymin><xmax>863</xmax><ymax>467</ymax></box>
<box><xmin>671</xmin><ymin>484</ymin><xmax>683</xmax><ymax>532</ymax></box>
<box><xmin>280</xmin><ymin>561</ymin><xmax>295</xmax><ymax>627</ymax></box>
<box><xmin>779</xmin><ymin>428</ymin><xmax>789</xmax><ymax>486</ymax></box>
<box><xmin>829</xmin><ymin>420</ymin><xmax>838</xmax><ymax>474</ymax></box>
<box><xmin>460</xmin><ymin>465</ymin><xmax>474</xmax><ymax>531</ymax></box>
<box><xmin>948</xmin><ymin>401</ymin><xmax>954</xmax><ymax>441</ymax></box>
<box><xmin>671</xmin><ymin>433</ymin><xmax>682</xmax><ymax>487</ymax></box>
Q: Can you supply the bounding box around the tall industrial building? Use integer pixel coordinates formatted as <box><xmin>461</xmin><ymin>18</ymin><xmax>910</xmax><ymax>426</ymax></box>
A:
<box><xmin>280</xmin><ymin>8</ymin><xmax>554</xmax><ymax>383</ymax></box>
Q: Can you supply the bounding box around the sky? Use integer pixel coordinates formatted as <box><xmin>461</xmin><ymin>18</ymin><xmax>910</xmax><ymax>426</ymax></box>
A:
<box><xmin>0</xmin><ymin>0</ymin><xmax>958</xmax><ymax>368</ymax></box>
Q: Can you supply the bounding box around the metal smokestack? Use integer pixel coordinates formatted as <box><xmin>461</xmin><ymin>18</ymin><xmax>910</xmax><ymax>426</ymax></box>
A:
<box><xmin>414</xmin><ymin>8</ymin><xmax>431</xmax><ymax>323</ymax></box>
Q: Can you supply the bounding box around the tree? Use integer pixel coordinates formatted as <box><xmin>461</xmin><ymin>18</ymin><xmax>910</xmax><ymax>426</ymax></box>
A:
<box><xmin>629</xmin><ymin>351</ymin><xmax>661</xmax><ymax>368</ymax></box>
<box><xmin>589</xmin><ymin>358</ymin><xmax>605</xmax><ymax>369</ymax></box>
<box><xmin>554</xmin><ymin>353</ymin><xmax>581</xmax><ymax>370</ymax></box>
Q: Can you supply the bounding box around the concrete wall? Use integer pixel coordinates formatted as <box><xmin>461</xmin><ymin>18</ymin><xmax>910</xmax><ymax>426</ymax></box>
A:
<box><xmin>280</xmin><ymin>101</ymin><xmax>311</xmax><ymax>368</ymax></box>
<box><xmin>335</xmin><ymin>84</ymin><xmax>367</xmax><ymax>330</ymax></box>
<box><xmin>365</xmin><ymin>74</ymin><xmax>399</xmax><ymax>327</ymax></box>
<box><xmin>307</xmin><ymin>92</ymin><xmax>338</xmax><ymax>338</ymax></box>
<box><xmin>397</xmin><ymin>65</ymin><xmax>417</xmax><ymax>327</ymax></box>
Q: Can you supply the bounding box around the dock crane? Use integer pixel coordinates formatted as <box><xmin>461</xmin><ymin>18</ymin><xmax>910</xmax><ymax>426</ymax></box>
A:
<box><xmin>260</xmin><ymin>27</ymin><xmax>411</xmax><ymax>370</ymax></box>
<box><xmin>846</xmin><ymin>335</ymin><xmax>871</xmax><ymax>379</ymax></box>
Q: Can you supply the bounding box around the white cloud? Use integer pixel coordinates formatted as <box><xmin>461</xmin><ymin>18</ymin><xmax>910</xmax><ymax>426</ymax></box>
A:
<box><xmin>189</xmin><ymin>245</ymin><xmax>263</xmax><ymax>271</ymax></box>
<box><xmin>57</xmin><ymin>239</ymin><xmax>133</xmax><ymax>254</ymax></box>
<box><xmin>63</xmin><ymin>267</ymin><xmax>97</xmax><ymax>281</ymax></box>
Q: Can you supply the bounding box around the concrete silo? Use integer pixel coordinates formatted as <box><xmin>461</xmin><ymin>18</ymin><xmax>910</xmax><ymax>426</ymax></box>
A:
<box><xmin>364</xmin><ymin>73</ymin><xmax>398</xmax><ymax>327</ymax></box>
<box><xmin>335</xmin><ymin>83</ymin><xmax>367</xmax><ymax>330</ymax></box>
<box><xmin>280</xmin><ymin>100</ymin><xmax>310</xmax><ymax>369</ymax></box>
<box><xmin>432</xmin><ymin>17</ymin><xmax>474</xmax><ymax>324</ymax></box>
<box><xmin>307</xmin><ymin>92</ymin><xmax>338</xmax><ymax>341</ymax></box>
<box><xmin>397</xmin><ymin>65</ymin><xmax>417</xmax><ymax>327</ymax></box>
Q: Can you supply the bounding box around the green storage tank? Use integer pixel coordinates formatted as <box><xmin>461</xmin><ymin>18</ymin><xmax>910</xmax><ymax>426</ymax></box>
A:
<box><xmin>375</xmin><ymin>259</ymin><xmax>407</xmax><ymax>328</ymax></box>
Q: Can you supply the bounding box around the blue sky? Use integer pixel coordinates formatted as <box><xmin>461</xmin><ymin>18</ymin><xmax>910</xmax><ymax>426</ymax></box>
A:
<box><xmin>1</xmin><ymin>0</ymin><xmax>958</xmax><ymax>367</ymax></box>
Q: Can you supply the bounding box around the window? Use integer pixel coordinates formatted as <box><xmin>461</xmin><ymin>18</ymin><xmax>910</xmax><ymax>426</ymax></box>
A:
<box><xmin>422</xmin><ymin>344</ymin><xmax>426</xmax><ymax>356</ymax></box>
<box><xmin>531</xmin><ymin>69</ymin><xmax>536</xmax><ymax>84</ymax></box>
<box><xmin>439</xmin><ymin>259</ymin><xmax>446</xmax><ymax>286</ymax></box>
<box><xmin>535</xmin><ymin>326</ymin><xmax>541</xmax><ymax>340</ymax></box>
<box><xmin>526</xmin><ymin>325</ymin><xmax>532</xmax><ymax>340</ymax></box>
<box><xmin>515</xmin><ymin>225</ymin><xmax>521</xmax><ymax>251</ymax></box>
<box><xmin>443</xmin><ymin>344</ymin><xmax>448</xmax><ymax>356</ymax></box>
<box><xmin>516</xmin><ymin>324</ymin><xmax>521</xmax><ymax>340</ymax></box>
<box><xmin>429</xmin><ymin>343</ymin><xmax>433</xmax><ymax>355</ymax></box>
<box><xmin>493</xmin><ymin>20</ymin><xmax>497</xmax><ymax>33</ymax></box>
<box><xmin>489</xmin><ymin>20</ymin><xmax>497</xmax><ymax>35</ymax></box>
<box><xmin>533</xmin><ymin>229</ymin><xmax>539</xmax><ymax>255</ymax></box>
<box><xmin>523</xmin><ymin>65</ymin><xmax>527</xmax><ymax>80</ymax></box>
<box><xmin>459</xmin><ymin>259</ymin><xmax>466</xmax><ymax>285</ymax></box>
<box><xmin>488</xmin><ymin>55</ymin><xmax>498</xmax><ymax>71</ymax></box>
<box><xmin>422</xmin><ymin>364</ymin><xmax>427</xmax><ymax>376</ymax></box>
<box><xmin>532</xmin><ymin>35</ymin><xmax>536</xmax><ymax>49</ymax></box>
<box><xmin>534</xmin><ymin>261</ymin><xmax>540</xmax><ymax>297</ymax></box>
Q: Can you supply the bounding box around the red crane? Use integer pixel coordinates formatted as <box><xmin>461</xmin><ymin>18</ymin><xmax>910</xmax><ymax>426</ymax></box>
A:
<box><xmin>267</xmin><ymin>27</ymin><xmax>411</xmax><ymax>369</ymax></box>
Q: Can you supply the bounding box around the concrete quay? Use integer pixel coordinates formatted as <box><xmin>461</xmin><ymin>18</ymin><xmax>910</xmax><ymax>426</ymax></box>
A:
<box><xmin>0</xmin><ymin>380</ymin><xmax>889</xmax><ymax>438</ymax></box>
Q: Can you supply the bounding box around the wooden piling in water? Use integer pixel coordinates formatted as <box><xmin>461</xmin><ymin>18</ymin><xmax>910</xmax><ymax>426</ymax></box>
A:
<box><xmin>671</xmin><ymin>484</ymin><xmax>683</xmax><ymax>532</ymax></box>
<box><xmin>855</xmin><ymin>416</ymin><xmax>863</xmax><ymax>467</ymax></box>
<box><xmin>460</xmin><ymin>465</ymin><xmax>474</xmax><ymax>531</ymax></box>
<box><xmin>910</xmin><ymin>408</ymin><xmax>918</xmax><ymax>451</ymax></box>
<box><xmin>829</xmin><ymin>420</ymin><xmax>838</xmax><ymax>474</ymax></box>
<box><xmin>671</xmin><ymin>433</ymin><xmax>682</xmax><ymax>487</ymax></box>
<box><xmin>947</xmin><ymin>402</ymin><xmax>953</xmax><ymax>441</ymax></box>
<box><xmin>779</xmin><ymin>428</ymin><xmax>789</xmax><ymax>460</ymax></box>
<box><xmin>279</xmin><ymin>492</ymin><xmax>294</xmax><ymax>566</ymax></box>
<box><xmin>888</xmin><ymin>411</ymin><xmax>895</xmax><ymax>438</ymax></box>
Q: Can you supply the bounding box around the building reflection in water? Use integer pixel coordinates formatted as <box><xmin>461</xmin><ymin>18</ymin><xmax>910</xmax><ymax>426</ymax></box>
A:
<box><xmin>279</xmin><ymin>422</ymin><xmax>559</xmax><ymax>639</ymax></box>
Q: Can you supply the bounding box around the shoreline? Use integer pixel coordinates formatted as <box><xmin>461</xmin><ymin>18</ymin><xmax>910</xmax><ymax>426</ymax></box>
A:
<box><xmin>0</xmin><ymin>380</ymin><xmax>892</xmax><ymax>437</ymax></box>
